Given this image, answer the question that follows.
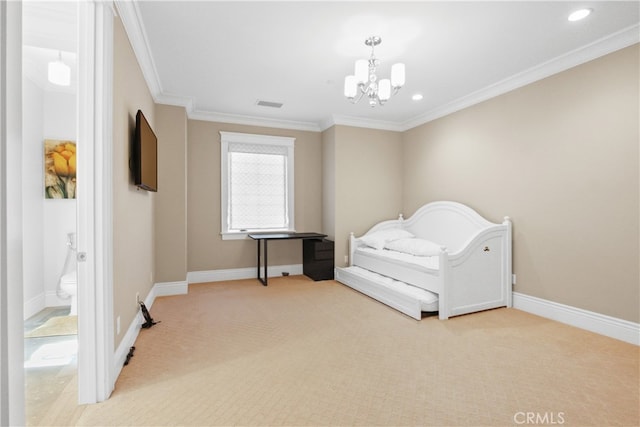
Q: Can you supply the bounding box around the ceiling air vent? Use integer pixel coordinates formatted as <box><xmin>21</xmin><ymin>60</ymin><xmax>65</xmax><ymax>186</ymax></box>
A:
<box><xmin>256</xmin><ymin>100</ymin><xmax>283</xmax><ymax>109</ymax></box>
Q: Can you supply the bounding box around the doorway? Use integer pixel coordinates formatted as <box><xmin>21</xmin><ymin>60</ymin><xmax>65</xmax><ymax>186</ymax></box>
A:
<box><xmin>19</xmin><ymin>1</ymin><xmax>114</xmax><ymax>423</ymax></box>
<box><xmin>22</xmin><ymin>3</ymin><xmax>79</xmax><ymax>422</ymax></box>
<box><xmin>2</xmin><ymin>1</ymin><xmax>113</xmax><ymax>423</ymax></box>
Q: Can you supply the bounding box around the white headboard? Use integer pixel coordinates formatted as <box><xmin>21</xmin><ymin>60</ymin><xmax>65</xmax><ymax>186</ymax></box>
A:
<box><xmin>357</xmin><ymin>201</ymin><xmax>505</xmax><ymax>254</ymax></box>
<box><xmin>402</xmin><ymin>201</ymin><xmax>498</xmax><ymax>253</ymax></box>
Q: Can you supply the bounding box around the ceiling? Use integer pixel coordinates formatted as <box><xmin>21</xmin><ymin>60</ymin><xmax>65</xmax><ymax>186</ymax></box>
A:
<box><xmin>22</xmin><ymin>1</ymin><xmax>77</xmax><ymax>94</ymax></box>
<box><xmin>24</xmin><ymin>1</ymin><xmax>640</xmax><ymax>132</ymax></box>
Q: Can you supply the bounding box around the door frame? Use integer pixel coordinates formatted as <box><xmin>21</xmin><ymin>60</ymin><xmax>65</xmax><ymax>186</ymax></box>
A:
<box><xmin>76</xmin><ymin>0</ymin><xmax>115</xmax><ymax>404</ymax></box>
<box><xmin>1</xmin><ymin>1</ymin><xmax>25</xmax><ymax>425</ymax></box>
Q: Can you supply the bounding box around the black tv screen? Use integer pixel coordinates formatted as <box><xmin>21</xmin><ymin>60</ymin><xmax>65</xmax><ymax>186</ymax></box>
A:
<box><xmin>134</xmin><ymin>109</ymin><xmax>157</xmax><ymax>192</ymax></box>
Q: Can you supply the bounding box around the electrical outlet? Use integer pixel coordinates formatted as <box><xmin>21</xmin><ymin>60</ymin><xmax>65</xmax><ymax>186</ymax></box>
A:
<box><xmin>116</xmin><ymin>316</ymin><xmax>121</xmax><ymax>335</ymax></box>
<box><xmin>512</xmin><ymin>274</ymin><xmax>517</xmax><ymax>285</ymax></box>
<box><xmin>344</xmin><ymin>255</ymin><xmax>348</xmax><ymax>264</ymax></box>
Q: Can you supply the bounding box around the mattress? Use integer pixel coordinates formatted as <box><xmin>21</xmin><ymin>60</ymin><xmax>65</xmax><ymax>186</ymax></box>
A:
<box><xmin>355</xmin><ymin>246</ymin><xmax>439</xmax><ymax>271</ymax></box>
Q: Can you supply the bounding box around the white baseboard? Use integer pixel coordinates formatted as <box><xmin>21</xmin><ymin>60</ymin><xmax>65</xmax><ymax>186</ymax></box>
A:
<box><xmin>113</xmin><ymin>309</ymin><xmax>143</xmax><ymax>376</ymax></box>
<box><xmin>24</xmin><ymin>291</ymin><xmax>72</xmax><ymax>320</ymax></box>
<box><xmin>513</xmin><ymin>292</ymin><xmax>639</xmax><ymax>345</ymax></box>
<box><xmin>23</xmin><ymin>293</ymin><xmax>46</xmax><ymax>320</ymax></box>
<box><xmin>187</xmin><ymin>264</ymin><xmax>303</xmax><ymax>283</ymax></box>
<box><xmin>45</xmin><ymin>290</ymin><xmax>73</xmax><ymax>308</ymax></box>
<box><xmin>113</xmin><ymin>281</ymin><xmax>187</xmax><ymax>377</ymax></box>
<box><xmin>153</xmin><ymin>280</ymin><xmax>188</xmax><ymax>297</ymax></box>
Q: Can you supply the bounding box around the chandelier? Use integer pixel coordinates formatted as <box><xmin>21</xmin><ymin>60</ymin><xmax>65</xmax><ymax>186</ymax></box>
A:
<box><xmin>344</xmin><ymin>36</ymin><xmax>405</xmax><ymax>107</ymax></box>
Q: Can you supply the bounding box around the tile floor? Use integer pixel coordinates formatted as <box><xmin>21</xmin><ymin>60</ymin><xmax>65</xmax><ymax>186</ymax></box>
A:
<box><xmin>24</xmin><ymin>307</ymin><xmax>77</xmax><ymax>426</ymax></box>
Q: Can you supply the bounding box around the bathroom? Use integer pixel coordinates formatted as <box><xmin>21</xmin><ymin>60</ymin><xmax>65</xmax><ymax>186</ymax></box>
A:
<box><xmin>22</xmin><ymin>2</ymin><xmax>78</xmax><ymax>424</ymax></box>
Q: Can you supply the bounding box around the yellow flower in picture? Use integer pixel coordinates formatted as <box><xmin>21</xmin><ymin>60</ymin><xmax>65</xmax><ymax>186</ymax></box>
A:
<box><xmin>44</xmin><ymin>139</ymin><xmax>76</xmax><ymax>199</ymax></box>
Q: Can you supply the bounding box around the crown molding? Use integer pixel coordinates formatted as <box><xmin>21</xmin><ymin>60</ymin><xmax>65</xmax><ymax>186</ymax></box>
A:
<box><xmin>190</xmin><ymin>109</ymin><xmax>322</xmax><ymax>132</ymax></box>
<box><xmin>401</xmin><ymin>23</ymin><xmax>640</xmax><ymax>131</ymax></box>
<box><xmin>328</xmin><ymin>114</ymin><xmax>405</xmax><ymax>132</ymax></box>
<box><xmin>154</xmin><ymin>91</ymin><xmax>194</xmax><ymax>112</ymax></box>
<box><xmin>114</xmin><ymin>0</ymin><xmax>163</xmax><ymax>101</ymax></box>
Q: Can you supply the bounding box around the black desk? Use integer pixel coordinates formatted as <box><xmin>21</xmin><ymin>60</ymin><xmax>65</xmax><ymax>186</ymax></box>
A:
<box><xmin>248</xmin><ymin>232</ymin><xmax>327</xmax><ymax>286</ymax></box>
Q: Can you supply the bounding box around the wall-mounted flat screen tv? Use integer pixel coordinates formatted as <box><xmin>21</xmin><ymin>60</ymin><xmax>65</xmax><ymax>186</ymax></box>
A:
<box><xmin>133</xmin><ymin>109</ymin><xmax>158</xmax><ymax>192</ymax></box>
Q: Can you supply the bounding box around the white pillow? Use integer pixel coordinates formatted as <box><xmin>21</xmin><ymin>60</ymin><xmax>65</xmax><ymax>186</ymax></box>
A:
<box><xmin>384</xmin><ymin>238</ymin><xmax>442</xmax><ymax>257</ymax></box>
<box><xmin>360</xmin><ymin>228</ymin><xmax>414</xmax><ymax>250</ymax></box>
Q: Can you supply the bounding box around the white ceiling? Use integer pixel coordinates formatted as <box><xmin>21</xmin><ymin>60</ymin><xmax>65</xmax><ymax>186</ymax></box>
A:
<box><xmin>22</xmin><ymin>1</ymin><xmax>77</xmax><ymax>94</ymax></box>
<box><xmin>24</xmin><ymin>1</ymin><xmax>640</xmax><ymax>132</ymax></box>
<box><xmin>126</xmin><ymin>1</ymin><xmax>639</xmax><ymax>131</ymax></box>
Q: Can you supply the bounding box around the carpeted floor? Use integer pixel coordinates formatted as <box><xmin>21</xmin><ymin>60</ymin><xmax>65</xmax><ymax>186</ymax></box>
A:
<box><xmin>39</xmin><ymin>276</ymin><xmax>639</xmax><ymax>426</ymax></box>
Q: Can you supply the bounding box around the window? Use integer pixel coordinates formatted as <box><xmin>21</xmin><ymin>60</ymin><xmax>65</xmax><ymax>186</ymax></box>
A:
<box><xmin>220</xmin><ymin>132</ymin><xmax>295</xmax><ymax>239</ymax></box>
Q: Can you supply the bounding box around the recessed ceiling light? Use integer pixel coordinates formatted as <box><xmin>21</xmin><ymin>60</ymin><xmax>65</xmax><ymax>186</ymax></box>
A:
<box><xmin>568</xmin><ymin>8</ymin><xmax>592</xmax><ymax>22</ymax></box>
<box><xmin>412</xmin><ymin>93</ymin><xmax>423</xmax><ymax>101</ymax></box>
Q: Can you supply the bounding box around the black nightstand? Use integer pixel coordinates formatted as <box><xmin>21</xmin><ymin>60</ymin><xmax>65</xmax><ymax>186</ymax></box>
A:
<box><xmin>303</xmin><ymin>239</ymin><xmax>334</xmax><ymax>281</ymax></box>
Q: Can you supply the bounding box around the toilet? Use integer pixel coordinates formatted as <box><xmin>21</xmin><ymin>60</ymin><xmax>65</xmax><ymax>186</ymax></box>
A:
<box><xmin>60</xmin><ymin>271</ymin><xmax>77</xmax><ymax>315</ymax></box>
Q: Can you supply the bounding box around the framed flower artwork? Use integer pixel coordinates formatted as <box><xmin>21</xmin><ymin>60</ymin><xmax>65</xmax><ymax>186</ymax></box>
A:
<box><xmin>44</xmin><ymin>139</ymin><xmax>76</xmax><ymax>199</ymax></box>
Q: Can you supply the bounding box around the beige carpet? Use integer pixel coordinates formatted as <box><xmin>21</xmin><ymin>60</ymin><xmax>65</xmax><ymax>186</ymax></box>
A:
<box><xmin>25</xmin><ymin>315</ymin><xmax>77</xmax><ymax>338</ymax></box>
<box><xmin>40</xmin><ymin>277</ymin><xmax>638</xmax><ymax>426</ymax></box>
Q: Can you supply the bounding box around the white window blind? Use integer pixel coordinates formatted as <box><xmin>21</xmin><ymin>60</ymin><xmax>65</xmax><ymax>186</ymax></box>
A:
<box><xmin>220</xmin><ymin>132</ymin><xmax>295</xmax><ymax>239</ymax></box>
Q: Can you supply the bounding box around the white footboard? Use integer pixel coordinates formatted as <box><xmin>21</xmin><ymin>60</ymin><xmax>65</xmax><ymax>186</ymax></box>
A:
<box><xmin>446</xmin><ymin>219</ymin><xmax>512</xmax><ymax>317</ymax></box>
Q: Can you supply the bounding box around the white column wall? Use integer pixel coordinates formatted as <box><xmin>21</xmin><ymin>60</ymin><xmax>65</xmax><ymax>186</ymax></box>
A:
<box><xmin>22</xmin><ymin>80</ymin><xmax>76</xmax><ymax>318</ymax></box>
<box><xmin>21</xmin><ymin>76</ymin><xmax>45</xmax><ymax>318</ymax></box>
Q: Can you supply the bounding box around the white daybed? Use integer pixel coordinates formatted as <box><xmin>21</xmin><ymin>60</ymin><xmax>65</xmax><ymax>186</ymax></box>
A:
<box><xmin>335</xmin><ymin>201</ymin><xmax>512</xmax><ymax>320</ymax></box>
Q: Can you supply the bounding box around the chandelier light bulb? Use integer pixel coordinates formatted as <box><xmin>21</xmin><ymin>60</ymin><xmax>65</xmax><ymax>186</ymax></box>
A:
<box><xmin>391</xmin><ymin>63</ymin><xmax>406</xmax><ymax>88</ymax></box>
<box><xmin>354</xmin><ymin>59</ymin><xmax>368</xmax><ymax>84</ymax></box>
<box><xmin>378</xmin><ymin>79</ymin><xmax>391</xmax><ymax>101</ymax></box>
<box><xmin>344</xmin><ymin>75</ymin><xmax>357</xmax><ymax>99</ymax></box>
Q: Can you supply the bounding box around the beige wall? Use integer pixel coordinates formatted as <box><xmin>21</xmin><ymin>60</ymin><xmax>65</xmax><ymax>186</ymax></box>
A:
<box><xmin>402</xmin><ymin>45</ymin><xmax>639</xmax><ymax>322</ymax></box>
<box><xmin>154</xmin><ymin>104</ymin><xmax>188</xmax><ymax>283</ymax></box>
<box><xmin>112</xmin><ymin>16</ymin><xmax>157</xmax><ymax>348</ymax></box>
<box><xmin>186</xmin><ymin>121</ymin><xmax>322</xmax><ymax>272</ymax></box>
<box><xmin>332</xmin><ymin>125</ymin><xmax>403</xmax><ymax>268</ymax></box>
